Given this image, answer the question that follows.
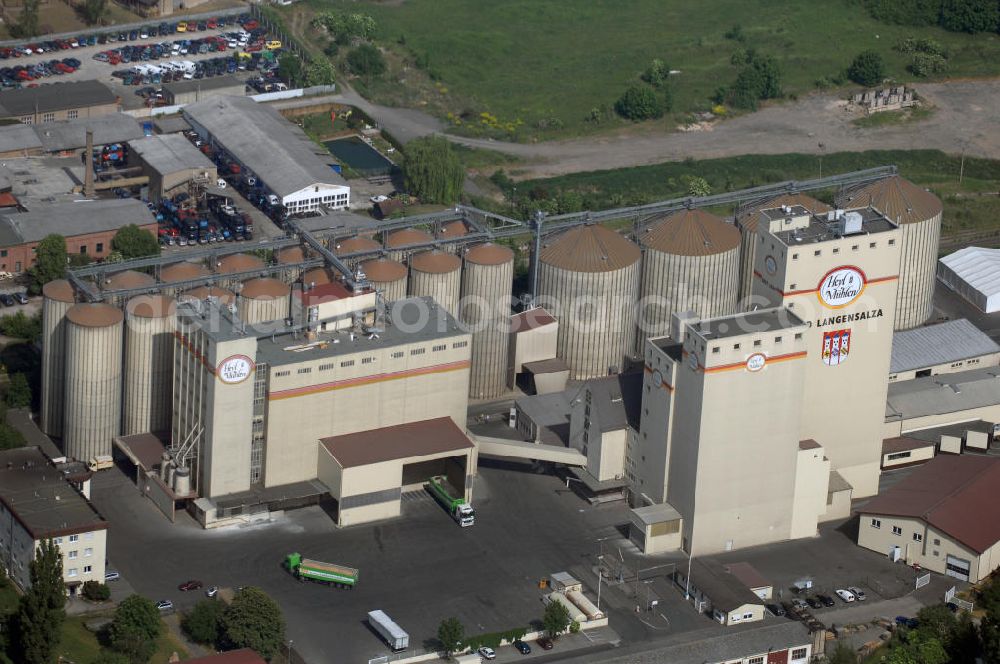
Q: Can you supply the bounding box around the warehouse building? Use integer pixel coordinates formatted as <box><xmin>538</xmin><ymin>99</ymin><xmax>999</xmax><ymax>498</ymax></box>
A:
<box><xmin>129</xmin><ymin>134</ymin><xmax>217</xmax><ymax>202</ymax></box>
<box><xmin>0</xmin><ymin>447</ymin><xmax>107</xmax><ymax>593</ymax></box>
<box><xmin>938</xmin><ymin>246</ymin><xmax>1000</xmax><ymax>314</ymax></box>
<box><xmin>162</xmin><ymin>76</ymin><xmax>247</xmax><ymax>106</ymax></box>
<box><xmin>674</xmin><ymin>559</ymin><xmax>767</xmax><ymax>627</ymax></box>
<box><xmin>883</xmin><ymin>366</ymin><xmax>1000</xmax><ymax>440</ymax></box>
<box><xmin>651</xmin><ymin>622</ymin><xmax>813</xmax><ymax>664</ymax></box>
<box><xmin>880</xmin><ymin>437</ymin><xmax>936</xmax><ymax>470</ymax></box>
<box><xmin>0</xmin><ymin>198</ymin><xmax>157</xmax><ymax>272</ymax></box>
<box><xmin>184</xmin><ymin>96</ymin><xmax>350</xmax><ymax>213</ymax></box>
<box><xmin>0</xmin><ymin>81</ymin><xmax>118</xmax><ymax>125</ymax></box>
<box><xmin>857</xmin><ymin>455</ymin><xmax>1000</xmax><ymax>583</ymax></box>
<box><xmin>889</xmin><ymin>318</ymin><xmax>1000</xmax><ymax>382</ymax></box>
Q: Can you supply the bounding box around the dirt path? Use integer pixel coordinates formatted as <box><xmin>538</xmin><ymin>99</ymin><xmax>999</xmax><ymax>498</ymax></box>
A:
<box><xmin>328</xmin><ymin>78</ymin><xmax>1000</xmax><ymax>179</ymax></box>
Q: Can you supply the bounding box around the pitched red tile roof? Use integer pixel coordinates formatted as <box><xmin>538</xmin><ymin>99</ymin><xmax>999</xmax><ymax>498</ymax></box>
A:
<box><xmin>859</xmin><ymin>455</ymin><xmax>1000</xmax><ymax>553</ymax></box>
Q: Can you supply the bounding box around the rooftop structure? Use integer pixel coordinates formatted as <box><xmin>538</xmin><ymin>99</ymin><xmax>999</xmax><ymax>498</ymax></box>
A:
<box><xmin>0</xmin><ymin>198</ymin><xmax>154</xmax><ymax>246</ymax></box>
<box><xmin>766</xmin><ymin>205</ymin><xmax>897</xmax><ymax>246</ymax></box>
<box><xmin>129</xmin><ymin>133</ymin><xmax>215</xmax><ymax>175</ymax></box>
<box><xmin>320</xmin><ymin>417</ymin><xmax>474</xmax><ymax>468</ymax></box>
<box><xmin>693</xmin><ymin>308</ymin><xmax>806</xmax><ymax>340</ymax></box>
<box><xmin>34</xmin><ymin>113</ymin><xmax>144</xmax><ymax>153</ymax></box>
<box><xmin>890</xmin><ymin>319</ymin><xmax>999</xmax><ymax>375</ymax></box>
<box><xmin>0</xmin><ymin>81</ymin><xmax>117</xmax><ymax>118</ymax></box>
<box><xmin>885</xmin><ymin>366</ymin><xmax>1000</xmax><ymax>422</ymax></box>
<box><xmin>938</xmin><ymin>247</ymin><xmax>1000</xmax><ymax>314</ymax></box>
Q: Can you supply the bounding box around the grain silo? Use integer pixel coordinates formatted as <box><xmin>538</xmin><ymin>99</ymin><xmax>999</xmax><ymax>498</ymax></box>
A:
<box><xmin>63</xmin><ymin>303</ymin><xmax>123</xmax><ymax>461</ymax></box>
<box><xmin>40</xmin><ymin>280</ymin><xmax>75</xmax><ymax>437</ymax></box>
<box><xmin>303</xmin><ymin>267</ymin><xmax>338</xmax><ymax>287</ymax></box>
<box><xmin>537</xmin><ymin>225</ymin><xmax>641</xmax><ymax>380</ymax></box>
<box><xmin>408</xmin><ymin>250</ymin><xmax>462</xmax><ymax>317</ymax></box>
<box><xmin>735</xmin><ymin>193</ymin><xmax>831</xmax><ymax>308</ymax></box>
<box><xmin>461</xmin><ymin>243</ymin><xmax>514</xmax><ymax>398</ymax></box>
<box><xmin>359</xmin><ymin>258</ymin><xmax>407</xmax><ymax>302</ymax></box>
<box><xmin>334</xmin><ymin>236</ymin><xmax>381</xmax><ymax>268</ymax></box>
<box><xmin>216</xmin><ymin>252</ymin><xmax>265</xmax><ymax>282</ymax></box>
<box><xmin>836</xmin><ymin>176</ymin><xmax>942</xmax><ymax>329</ymax></box>
<box><xmin>105</xmin><ymin>270</ymin><xmax>155</xmax><ymax>305</ymax></box>
<box><xmin>438</xmin><ymin>220</ymin><xmax>469</xmax><ymax>252</ymax></box>
<box><xmin>239</xmin><ymin>278</ymin><xmax>290</xmax><ymax>324</ymax></box>
<box><xmin>637</xmin><ymin>209</ymin><xmax>741</xmax><ymax>351</ymax></box>
<box><xmin>123</xmin><ymin>295</ymin><xmax>176</xmax><ymax>436</ymax></box>
<box><xmin>160</xmin><ymin>261</ymin><xmax>211</xmax><ymax>288</ymax></box>
<box><xmin>178</xmin><ymin>285</ymin><xmax>236</xmax><ymax>307</ymax></box>
<box><xmin>386</xmin><ymin>228</ymin><xmax>433</xmax><ymax>263</ymax></box>
<box><xmin>276</xmin><ymin>246</ymin><xmax>308</xmax><ymax>284</ymax></box>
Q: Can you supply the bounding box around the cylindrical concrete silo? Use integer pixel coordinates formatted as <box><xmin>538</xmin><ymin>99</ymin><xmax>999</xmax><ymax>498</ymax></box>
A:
<box><xmin>160</xmin><ymin>261</ymin><xmax>211</xmax><ymax>291</ymax></box>
<box><xmin>837</xmin><ymin>176</ymin><xmax>942</xmax><ymax>330</ymax></box>
<box><xmin>461</xmin><ymin>243</ymin><xmax>514</xmax><ymax>399</ymax></box>
<box><xmin>104</xmin><ymin>270</ymin><xmax>155</xmax><ymax>305</ymax></box>
<box><xmin>735</xmin><ymin>193</ymin><xmax>831</xmax><ymax>308</ymax></box>
<box><xmin>239</xmin><ymin>278</ymin><xmax>290</xmax><ymax>324</ymax></box>
<box><xmin>63</xmin><ymin>303</ymin><xmax>124</xmax><ymax>461</ymax></box>
<box><xmin>216</xmin><ymin>253</ymin><xmax>266</xmax><ymax>289</ymax></box>
<box><xmin>178</xmin><ymin>285</ymin><xmax>236</xmax><ymax>307</ymax></box>
<box><xmin>334</xmin><ymin>236</ymin><xmax>381</xmax><ymax>268</ymax></box>
<box><xmin>302</xmin><ymin>267</ymin><xmax>338</xmax><ymax>287</ymax></box>
<box><xmin>123</xmin><ymin>294</ymin><xmax>176</xmax><ymax>436</ymax></box>
<box><xmin>408</xmin><ymin>250</ymin><xmax>462</xmax><ymax>317</ymax></box>
<box><xmin>359</xmin><ymin>258</ymin><xmax>407</xmax><ymax>302</ymax></box>
<box><xmin>40</xmin><ymin>280</ymin><xmax>75</xmax><ymax>437</ymax></box>
<box><xmin>637</xmin><ymin>209</ymin><xmax>741</xmax><ymax>352</ymax></box>
<box><xmin>276</xmin><ymin>246</ymin><xmax>308</xmax><ymax>284</ymax></box>
<box><xmin>438</xmin><ymin>220</ymin><xmax>469</xmax><ymax>253</ymax></box>
<box><xmin>537</xmin><ymin>225</ymin><xmax>641</xmax><ymax>380</ymax></box>
<box><xmin>386</xmin><ymin>228</ymin><xmax>433</xmax><ymax>263</ymax></box>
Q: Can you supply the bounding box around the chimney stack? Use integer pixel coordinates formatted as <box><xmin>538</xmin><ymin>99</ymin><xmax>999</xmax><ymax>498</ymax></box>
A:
<box><xmin>83</xmin><ymin>129</ymin><xmax>95</xmax><ymax>198</ymax></box>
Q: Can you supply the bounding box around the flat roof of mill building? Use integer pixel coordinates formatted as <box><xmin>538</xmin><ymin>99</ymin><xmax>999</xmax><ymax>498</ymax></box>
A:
<box><xmin>183</xmin><ymin>96</ymin><xmax>346</xmax><ymax>198</ymax></box>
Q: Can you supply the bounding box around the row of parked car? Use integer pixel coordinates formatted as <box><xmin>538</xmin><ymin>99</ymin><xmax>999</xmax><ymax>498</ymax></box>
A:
<box><xmin>96</xmin><ymin>35</ymin><xmax>233</xmax><ymax>67</ymax></box>
<box><xmin>766</xmin><ymin>585</ymin><xmax>867</xmax><ymax>619</ymax></box>
<box><xmin>0</xmin><ymin>57</ymin><xmax>81</xmax><ymax>85</ymax></box>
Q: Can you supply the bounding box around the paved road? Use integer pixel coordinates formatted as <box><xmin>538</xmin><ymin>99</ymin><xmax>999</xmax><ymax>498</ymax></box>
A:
<box><xmin>329</xmin><ymin>79</ymin><xmax>1000</xmax><ymax>179</ymax></box>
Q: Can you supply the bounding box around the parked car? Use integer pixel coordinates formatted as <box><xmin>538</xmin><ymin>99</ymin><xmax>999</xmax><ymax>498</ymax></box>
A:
<box><xmin>896</xmin><ymin>616</ymin><xmax>919</xmax><ymax>629</ymax></box>
<box><xmin>835</xmin><ymin>589</ymin><xmax>856</xmax><ymax>603</ymax></box>
<box><xmin>205</xmin><ymin>585</ymin><xmax>219</xmax><ymax>598</ymax></box>
<box><xmin>513</xmin><ymin>640</ymin><xmax>531</xmax><ymax>655</ymax></box>
<box><xmin>156</xmin><ymin>599</ymin><xmax>173</xmax><ymax>611</ymax></box>
<box><xmin>766</xmin><ymin>603</ymin><xmax>786</xmax><ymax>617</ymax></box>
<box><xmin>537</xmin><ymin>636</ymin><xmax>554</xmax><ymax>650</ymax></box>
<box><xmin>847</xmin><ymin>586</ymin><xmax>867</xmax><ymax>601</ymax></box>
<box><xmin>477</xmin><ymin>646</ymin><xmax>496</xmax><ymax>660</ymax></box>
<box><xmin>13</xmin><ymin>292</ymin><xmax>27</xmax><ymax>304</ymax></box>
<box><xmin>805</xmin><ymin>596</ymin><xmax>822</xmax><ymax>609</ymax></box>
<box><xmin>0</xmin><ymin>294</ymin><xmax>14</xmax><ymax>306</ymax></box>
<box><xmin>178</xmin><ymin>580</ymin><xmax>203</xmax><ymax>591</ymax></box>
<box><xmin>104</xmin><ymin>570</ymin><xmax>120</xmax><ymax>582</ymax></box>
<box><xmin>817</xmin><ymin>594</ymin><xmax>836</xmax><ymax>607</ymax></box>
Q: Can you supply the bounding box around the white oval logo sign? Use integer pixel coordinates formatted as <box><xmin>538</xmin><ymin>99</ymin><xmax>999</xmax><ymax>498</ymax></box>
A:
<box><xmin>746</xmin><ymin>353</ymin><xmax>766</xmax><ymax>372</ymax></box>
<box><xmin>217</xmin><ymin>354</ymin><xmax>254</xmax><ymax>384</ymax></box>
<box><xmin>817</xmin><ymin>266</ymin><xmax>866</xmax><ymax>309</ymax></box>
<box><xmin>765</xmin><ymin>255</ymin><xmax>777</xmax><ymax>275</ymax></box>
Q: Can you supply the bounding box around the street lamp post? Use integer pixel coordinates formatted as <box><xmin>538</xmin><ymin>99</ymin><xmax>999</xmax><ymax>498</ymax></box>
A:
<box><xmin>596</xmin><ymin>554</ymin><xmax>604</xmax><ymax>610</ymax></box>
<box><xmin>287</xmin><ymin>639</ymin><xmax>293</xmax><ymax>663</ymax></box>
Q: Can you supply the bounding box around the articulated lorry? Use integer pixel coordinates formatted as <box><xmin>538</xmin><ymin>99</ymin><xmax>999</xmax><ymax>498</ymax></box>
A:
<box><xmin>426</xmin><ymin>475</ymin><xmax>475</xmax><ymax>527</ymax></box>
<box><xmin>284</xmin><ymin>553</ymin><xmax>358</xmax><ymax>589</ymax></box>
<box><xmin>368</xmin><ymin>610</ymin><xmax>409</xmax><ymax>651</ymax></box>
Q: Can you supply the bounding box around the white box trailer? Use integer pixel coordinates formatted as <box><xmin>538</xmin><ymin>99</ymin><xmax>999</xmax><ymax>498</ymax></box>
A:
<box><xmin>367</xmin><ymin>610</ymin><xmax>409</xmax><ymax>651</ymax></box>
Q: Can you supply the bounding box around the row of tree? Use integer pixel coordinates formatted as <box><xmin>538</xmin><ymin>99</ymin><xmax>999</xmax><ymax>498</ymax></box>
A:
<box><xmin>866</xmin><ymin>0</ymin><xmax>1000</xmax><ymax>34</ymax></box>
<box><xmin>181</xmin><ymin>588</ymin><xmax>286</xmax><ymax>660</ymax></box>
<box><xmin>436</xmin><ymin>601</ymin><xmax>575</xmax><ymax>657</ymax></box>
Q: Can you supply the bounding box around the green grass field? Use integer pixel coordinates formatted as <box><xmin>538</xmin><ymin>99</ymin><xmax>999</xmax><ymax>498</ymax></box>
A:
<box><xmin>286</xmin><ymin>0</ymin><xmax>1000</xmax><ymax>139</ymax></box>
<box><xmin>514</xmin><ymin>150</ymin><xmax>1000</xmax><ymax>236</ymax></box>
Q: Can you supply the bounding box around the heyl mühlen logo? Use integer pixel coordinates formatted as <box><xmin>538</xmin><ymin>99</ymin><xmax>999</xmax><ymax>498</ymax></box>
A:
<box><xmin>817</xmin><ymin>266</ymin><xmax>866</xmax><ymax>309</ymax></box>
<box><xmin>217</xmin><ymin>354</ymin><xmax>254</xmax><ymax>384</ymax></box>
<box><xmin>746</xmin><ymin>353</ymin><xmax>766</xmax><ymax>372</ymax></box>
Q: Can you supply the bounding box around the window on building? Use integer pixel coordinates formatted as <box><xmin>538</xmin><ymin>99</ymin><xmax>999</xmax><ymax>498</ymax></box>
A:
<box><xmin>410</xmin><ymin>348</ymin><xmax>426</xmax><ymax>355</ymax></box>
<box><xmin>888</xmin><ymin>239</ymin><xmax>896</xmax><ymax>246</ymax></box>
<box><xmin>870</xmin><ymin>242</ymin><xmax>877</xmax><ymax>248</ymax></box>
<box><xmin>20</xmin><ymin>116</ymin><xmax>32</xmax><ymax>125</ymax></box>
<box><xmin>789</xmin><ymin>283</ymin><xmax>797</xmax><ymax>290</ymax></box>
<box><xmin>733</xmin><ymin>343</ymin><xmax>740</xmax><ymax>350</ymax></box>
<box><xmin>871</xmin><ymin>519</ymin><xmax>881</xmax><ymax>529</ymax></box>
<box><xmin>340</xmin><ymin>360</ymin><xmax>354</xmax><ymax>367</ymax></box>
<box><xmin>83</xmin><ymin>565</ymin><xmax>92</xmax><ymax>573</ymax></box>
<box><xmin>67</xmin><ymin>550</ymin><xmax>78</xmax><ymax>559</ymax></box>
<box><xmin>892</xmin><ymin>526</ymin><xmax>903</xmax><ymax>536</ymax></box>
<box><xmin>361</xmin><ymin>357</ymin><xmax>374</xmax><ymax>364</ymax></box>
<box><xmin>452</xmin><ymin>341</ymin><xmax>468</xmax><ymax>349</ymax></box>
<box><xmin>791</xmin><ymin>253</ymin><xmax>798</xmax><ymax>260</ymax></box>
<box><xmin>297</xmin><ymin>367</ymin><xmax>311</xmax><ymax>374</ymax></box>
<box><xmin>391</xmin><ymin>351</ymin><xmax>404</xmax><ymax>359</ymax></box>
<box><xmin>42</xmin><ymin>112</ymin><xmax>55</xmax><ymax>123</ymax></box>
<box><xmin>274</xmin><ymin>370</ymin><xmax>290</xmax><ymax>377</ymax></box>
<box><xmin>0</xmin><ymin>251</ymin><xmax>6</xmax><ymax>258</ymax></box>
<box><xmin>69</xmin><ymin>535</ymin><xmax>79</xmax><ymax>543</ymax></box>
<box><xmin>748</xmin><ymin>657</ymin><xmax>764</xmax><ymax>664</ymax></box>
<box><xmin>54</xmin><ymin>537</ymin><xmax>63</xmax><ymax>545</ymax></box>
<box><xmin>753</xmin><ymin>340</ymin><xmax>761</xmax><ymax>347</ymax></box>
<box><xmin>319</xmin><ymin>363</ymin><xmax>335</xmax><ymax>371</ymax></box>
<box><xmin>794</xmin><ymin>333</ymin><xmax>802</xmax><ymax>340</ymax></box>
<box><xmin>791</xmin><ymin>647</ymin><xmax>808</xmax><ymax>660</ymax></box>
<box><xmin>742</xmin><ymin>612</ymin><xmax>754</xmax><ymax>620</ymax></box>
<box><xmin>814</xmin><ymin>250</ymin><xmax>821</xmax><ymax>257</ymax></box>
<box><xmin>96</xmin><ymin>243</ymin><xmax>103</xmax><ymax>253</ymax></box>
<box><xmin>933</xmin><ymin>550</ymin><xmax>940</xmax><ymax>557</ymax></box>
<box><xmin>79</xmin><ymin>246</ymin><xmax>87</xmax><ymax>254</ymax></box>
<box><xmin>774</xmin><ymin>336</ymin><xmax>782</xmax><ymax>343</ymax></box>
<box><xmin>933</xmin><ymin>538</ymin><xmax>941</xmax><ymax>545</ymax></box>
<box><xmin>913</xmin><ymin>533</ymin><xmax>923</xmax><ymax>543</ymax></box>
<box><xmin>67</xmin><ymin>568</ymin><xmax>77</xmax><ymax>577</ymax></box>
<box><xmin>833</xmin><ymin>248</ymin><xmax>840</xmax><ymax>254</ymax></box>
<box><xmin>432</xmin><ymin>344</ymin><xmax>446</xmax><ymax>352</ymax></box>
<box><xmin>887</xmin><ymin>451</ymin><xmax>911</xmax><ymax>461</ymax></box>
<box><xmin>67</xmin><ymin>110</ymin><xmax>78</xmax><ymax>119</ymax></box>
<box><xmin>852</xmin><ymin>244</ymin><xmax>859</xmax><ymax>251</ymax></box>
<box><xmin>84</xmin><ymin>548</ymin><xmax>92</xmax><ymax>557</ymax></box>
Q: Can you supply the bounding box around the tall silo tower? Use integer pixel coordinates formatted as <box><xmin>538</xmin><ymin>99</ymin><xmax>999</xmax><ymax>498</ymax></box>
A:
<box><xmin>461</xmin><ymin>243</ymin><xmax>514</xmax><ymax>398</ymax></box>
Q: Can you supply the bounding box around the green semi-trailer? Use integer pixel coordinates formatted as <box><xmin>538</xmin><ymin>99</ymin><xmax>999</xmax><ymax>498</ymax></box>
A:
<box><xmin>285</xmin><ymin>552</ymin><xmax>358</xmax><ymax>588</ymax></box>
<box><xmin>426</xmin><ymin>475</ymin><xmax>475</xmax><ymax>527</ymax></box>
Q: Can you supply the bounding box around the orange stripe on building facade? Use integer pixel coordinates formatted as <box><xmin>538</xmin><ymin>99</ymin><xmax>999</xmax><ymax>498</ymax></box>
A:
<box><xmin>642</xmin><ymin>364</ymin><xmax>674</xmax><ymax>392</ymax></box>
<box><xmin>268</xmin><ymin>360</ymin><xmax>472</xmax><ymax>401</ymax></box>
<box><xmin>703</xmin><ymin>351</ymin><xmax>807</xmax><ymax>374</ymax></box>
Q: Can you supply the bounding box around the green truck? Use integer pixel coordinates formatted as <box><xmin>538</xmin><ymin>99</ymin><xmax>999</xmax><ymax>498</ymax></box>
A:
<box><xmin>285</xmin><ymin>553</ymin><xmax>358</xmax><ymax>589</ymax></box>
<box><xmin>426</xmin><ymin>475</ymin><xmax>475</xmax><ymax>527</ymax></box>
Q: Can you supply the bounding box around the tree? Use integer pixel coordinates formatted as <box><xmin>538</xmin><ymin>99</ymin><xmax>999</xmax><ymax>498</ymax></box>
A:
<box><xmin>347</xmin><ymin>44</ymin><xmax>386</xmax><ymax>80</ymax></box>
<box><xmin>865</xmin><ymin>0</ymin><xmax>943</xmax><ymax>26</ymax></box>
<box><xmin>88</xmin><ymin>653</ymin><xmax>130</xmax><ymax>664</ymax></box>
<box><xmin>727</xmin><ymin>52</ymin><xmax>781</xmax><ymax>110</ymax></box>
<box><xmin>107</xmin><ymin>595</ymin><xmax>162</xmax><ymax>664</ymax></box>
<box><xmin>0</xmin><ymin>422</ymin><xmax>25</xmax><ymax>450</ymax></box>
<box><xmin>885</xmin><ymin>631</ymin><xmax>948</xmax><ymax>664</ymax></box>
<box><xmin>826</xmin><ymin>640</ymin><xmax>857</xmax><ymax>663</ymax></box>
<box><xmin>437</xmin><ymin>617</ymin><xmax>464</xmax><ymax>656</ymax></box>
<box><xmin>939</xmin><ymin>0</ymin><xmax>999</xmax><ymax>32</ymax></box>
<box><xmin>12</xmin><ymin>539</ymin><xmax>66</xmax><ymax>664</ymax></box>
<box><xmin>182</xmin><ymin>600</ymin><xmax>225</xmax><ymax>645</ymax></box>
<box><xmin>80</xmin><ymin>0</ymin><xmax>108</xmax><ymax>26</ymax></box>
<box><xmin>0</xmin><ymin>311</ymin><xmax>42</xmax><ymax>341</ymax></box>
<box><xmin>982</xmin><ymin>612</ymin><xmax>1000</xmax><ymax>664</ymax></box>
<box><xmin>614</xmin><ymin>85</ymin><xmax>663</xmax><ymax>120</ymax></box>
<box><xmin>910</xmin><ymin>52</ymin><xmax>948</xmax><ymax>76</ymax></box>
<box><xmin>81</xmin><ymin>580</ymin><xmax>111</xmax><ymax>602</ymax></box>
<box><xmin>219</xmin><ymin>586</ymin><xmax>285</xmax><ymax>660</ymax></box>
<box><xmin>541</xmin><ymin>600</ymin><xmax>571</xmax><ymax>638</ymax></box>
<box><xmin>914</xmin><ymin>604</ymin><xmax>957</xmax><ymax>643</ymax></box>
<box><xmin>111</xmin><ymin>225</ymin><xmax>159</xmax><ymax>260</ymax></box>
<box><xmin>278</xmin><ymin>53</ymin><xmax>303</xmax><ymax>86</ymax></box>
<box><xmin>10</xmin><ymin>0</ymin><xmax>40</xmax><ymax>38</ymax></box>
<box><xmin>6</xmin><ymin>373</ymin><xmax>30</xmax><ymax>409</ymax></box>
<box><xmin>402</xmin><ymin>136</ymin><xmax>464</xmax><ymax>204</ymax></box>
<box><xmin>682</xmin><ymin>175</ymin><xmax>711</xmax><ymax>197</ymax></box>
<box><xmin>848</xmin><ymin>50</ymin><xmax>885</xmax><ymax>86</ymax></box>
<box><xmin>305</xmin><ymin>59</ymin><xmax>337</xmax><ymax>86</ymax></box>
<box><xmin>28</xmin><ymin>234</ymin><xmax>66</xmax><ymax>295</ymax></box>
<box><xmin>641</xmin><ymin>58</ymin><xmax>669</xmax><ymax>87</ymax></box>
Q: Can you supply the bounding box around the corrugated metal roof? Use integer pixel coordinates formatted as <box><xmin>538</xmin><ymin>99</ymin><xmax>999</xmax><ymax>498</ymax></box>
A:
<box><xmin>890</xmin><ymin>319</ymin><xmax>999</xmax><ymax>374</ymax></box>
<box><xmin>885</xmin><ymin>367</ymin><xmax>1000</xmax><ymax>420</ymax></box>
<box><xmin>0</xmin><ymin>80</ymin><xmax>116</xmax><ymax>117</ymax></box>
<box><xmin>0</xmin><ymin>198</ymin><xmax>154</xmax><ymax>245</ymax></box>
<box><xmin>641</xmin><ymin>208</ymin><xmax>739</xmax><ymax>256</ymax></box>
<box><xmin>939</xmin><ymin>247</ymin><xmax>1000</xmax><ymax>310</ymax></box>
<box><xmin>129</xmin><ymin>134</ymin><xmax>215</xmax><ymax>175</ymax></box>
<box><xmin>736</xmin><ymin>193</ymin><xmax>831</xmax><ymax>232</ymax></box>
<box><xmin>839</xmin><ymin>176</ymin><xmax>942</xmax><ymax>224</ymax></box>
<box><xmin>859</xmin><ymin>455</ymin><xmax>1000</xmax><ymax>553</ymax></box>
<box><xmin>540</xmin><ymin>224</ymin><xmax>639</xmax><ymax>272</ymax></box>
